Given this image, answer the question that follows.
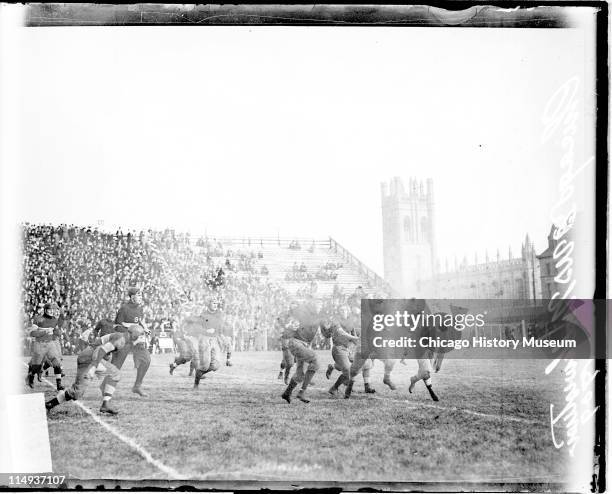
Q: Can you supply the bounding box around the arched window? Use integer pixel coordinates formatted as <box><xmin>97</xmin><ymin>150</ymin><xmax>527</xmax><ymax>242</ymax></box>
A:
<box><xmin>421</xmin><ymin>217</ymin><xmax>429</xmax><ymax>242</ymax></box>
<box><xmin>404</xmin><ymin>217</ymin><xmax>413</xmax><ymax>242</ymax></box>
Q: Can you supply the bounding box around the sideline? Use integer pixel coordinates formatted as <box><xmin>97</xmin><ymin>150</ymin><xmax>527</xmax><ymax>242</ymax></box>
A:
<box><xmin>22</xmin><ymin>363</ymin><xmax>182</xmax><ymax>480</ymax></box>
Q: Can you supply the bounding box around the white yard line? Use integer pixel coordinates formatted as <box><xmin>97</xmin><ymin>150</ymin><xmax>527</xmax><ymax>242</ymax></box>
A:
<box><xmin>23</xmin><ymin>363</ymin><xmax>183</xmax><ymax>480</ymax></box>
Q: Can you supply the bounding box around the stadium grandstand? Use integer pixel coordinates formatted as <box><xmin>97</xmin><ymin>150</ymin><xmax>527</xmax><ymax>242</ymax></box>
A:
<box><xmin>21</xmin><ymin>223</ymin><xmax>392</xmax><ymax>355</ymax></box>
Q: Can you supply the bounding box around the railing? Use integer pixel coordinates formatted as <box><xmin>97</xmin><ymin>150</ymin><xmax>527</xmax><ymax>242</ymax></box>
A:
<box><xmin>187</xmin><ymin>234</ymin><xmax>395</xmax><ymax>295</ymax></box>
<box><xmin>192</xmin><ymin>236</ymin><xmax>331</xmax><ymax>249</ymax></box>
<box><xmin>328</xmin><ymin>237</ymin><xmax>396</xmax><ymax>296</ymax></box>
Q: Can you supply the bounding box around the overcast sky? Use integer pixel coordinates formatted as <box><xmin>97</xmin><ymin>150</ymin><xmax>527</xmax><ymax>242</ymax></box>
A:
<box><xmin>16</xmin><ymin>25</ymin><xmax>595</xmax><ymax>275</ymax></box>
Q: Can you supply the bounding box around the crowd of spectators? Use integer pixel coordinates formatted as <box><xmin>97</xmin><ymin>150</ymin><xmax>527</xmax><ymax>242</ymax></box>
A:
<box><xmin>21</xmin><ymin>224</ymin><xmax>383</xmax><ymax>354</ymax></box>
<box><xmin>285</xmin><ymin>261</ymin><xmax>340</xmax><ymax>282</ymax></box>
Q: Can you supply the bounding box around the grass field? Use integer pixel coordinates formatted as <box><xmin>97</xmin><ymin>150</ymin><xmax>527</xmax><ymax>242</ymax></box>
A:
<box><xmin>25</xmin><ymin>351</ymin><xmax>570</xmax><ymax>486</ymax></box>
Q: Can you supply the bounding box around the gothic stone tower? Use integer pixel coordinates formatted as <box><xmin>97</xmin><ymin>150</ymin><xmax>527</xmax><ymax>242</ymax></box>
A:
<box><xmin>381</xmin><ymin>177</ymin><xmax>436</xmax><ymax>296</ymax></box>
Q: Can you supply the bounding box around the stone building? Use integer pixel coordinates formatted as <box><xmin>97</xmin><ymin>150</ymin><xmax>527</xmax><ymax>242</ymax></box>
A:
<box><xmin>423</xmin><ymin>235</ymin><xmax>541</xmax><ymax>300</ymax></box>
<box><xmin>380</xmin><ymin>177</ymin><xmax>436</xmax><ymax>296</ymax></box>
<box><xmin>537</xmin><ymin>225</ymin><xmax>560</xmax><ymax>300</ymax></box>
<box><xmin>381</xmin><ymin>177</ymin><xmax>541</xmax><ymax>300</ymax></box>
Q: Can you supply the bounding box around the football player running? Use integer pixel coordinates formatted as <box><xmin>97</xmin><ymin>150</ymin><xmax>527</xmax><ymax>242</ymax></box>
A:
<box><xmin>99</xmin><ymin>286</ymin><xmax>150</xmax><ymax>397</ymax></box>
<box><xmin>281</xmin><ymin>300</ymin><xmax>322</xmax><ymax>404</ymax></box>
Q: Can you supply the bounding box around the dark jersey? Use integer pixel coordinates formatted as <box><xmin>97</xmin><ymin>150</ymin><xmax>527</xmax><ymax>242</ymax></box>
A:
<box><xmin>330</xmin><ymin>325</ymin><xmax>358</xmax><ymax>349</ymax></box>
<box><xmin>339</xmin><ymin>314</ymin><xmax>361</xmax><ymax>337</ymax></box>
<box><xmin>30</xmin><ymin>315</ymin><xmax>61</xmax><ymax>342</ymax></box>
<box><xmin>290</xmin><ymin>304</ymin><xmax>321</xmax><ymax>344</ymax></box>
<box><xmin>115</xmin><ymin>301</ymin><xmax>144</xmax><ymax>329</ymax></box>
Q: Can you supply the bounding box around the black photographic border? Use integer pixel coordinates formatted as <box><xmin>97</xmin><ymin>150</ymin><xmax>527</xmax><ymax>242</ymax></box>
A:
<box><xmin>15</xmin><ymin>3</ymin><xmax>608</xmax><ymax>492</ymax></box>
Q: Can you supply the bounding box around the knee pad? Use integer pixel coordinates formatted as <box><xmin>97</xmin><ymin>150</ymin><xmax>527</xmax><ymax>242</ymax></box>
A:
<box><xmin>109</xmin><ymin>369</ymin><xmax>121</xmax><ymax>384</ymax></box>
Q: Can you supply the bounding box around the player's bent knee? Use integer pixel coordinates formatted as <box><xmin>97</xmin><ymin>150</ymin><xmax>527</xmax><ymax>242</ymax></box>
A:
<box><xmin>109</xmin><ymin>369</ymin><xmax>121</xmax><ymax>382</ymax></box>
<box><xmin>422</xmin><ymin>370</ymin><xmax>431</xmax><ymax>381</ymax></box>
<box><xmin>307</xmin><ymin>360</ymin><xmax>319</xmax><ymax>373</ymax></box>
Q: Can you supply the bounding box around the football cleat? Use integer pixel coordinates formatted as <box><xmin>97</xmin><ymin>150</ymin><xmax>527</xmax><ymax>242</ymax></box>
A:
<box><xmin>296</xmin><ymin>390</ymin><xmax>310</xmax><ymax>403</ymax></box>
<box><xmin>169</xmin><ymin>363</ymin><xmax>175</xmax><ymax>375</ymax></box>
<box><xmin>364</xmin><ymin>383</ymin><xmax>376</xmax><ymax>394</ymax></box>
<box><xmin>408</xmin><ymin>376</ymin><xmax>417</xmax><ymax>394</ymax></box>
<box><xmin>56</xmin><ymin>383</ymin><xmax>65</xmax><ymax>391</ymax></box>
<box><xmin>26</xmin><ymin>374</ymin><xmax>34</xmax><ymax>389</ymax></box>
<box><xmin>426</xmin><ymin>384</ymin><xmax>439</xmax><ymax>402</ymax></box>
<box><xmin>325</xmin><ymin>364</ymin><xmax>334</xmax><ymax>379</ymax></box>
<box><xmin>132</xmin><ymin>386</ymin><xmax>148</xmax><ymax>397</ymax></box>
<box><xmin>328</xmin><ymin>386</ymin><xmax>338</xmax><ymax>397</ymax></box>
<box><xmin>344</xmin><ymin>380</ymin><xmax>354</xmax><ymax>399</ymax></box>
<box><xmin>383</xmin><ymin>377</ymin><xmax>397</xmax><ymax>391</ymax></box>
<box><xmin>277</xmin><ymin>371</ymin><xmax>283</xmax><ymax>380</ymax></box>
<box><xmin>281</xmin><ymin>379</ymin><xmax>297</xmax><ymax>403</ymax></box>
<box><xmin>99</xmin><ymin>402</ymin><xmax>119</xmax><ymax>415</ymax></box>
<box><xmin>45</xmin><ymin>398</ymin><xmax>58</xmax><ymax>411</ymax></box>
<box><xmin>226</xmin><ymin>360</ymin><xmax>232</xmax><ymax>367</ymax></box>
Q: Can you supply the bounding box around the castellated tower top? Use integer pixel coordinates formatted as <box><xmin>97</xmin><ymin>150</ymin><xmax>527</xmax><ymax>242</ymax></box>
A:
<box><xmin>381</xmin><ymin>176</ymin><xmax>434</xmax><ymax>202</ymax></box>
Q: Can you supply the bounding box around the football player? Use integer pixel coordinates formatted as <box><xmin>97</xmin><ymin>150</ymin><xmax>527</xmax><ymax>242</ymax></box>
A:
<box><xmin>343</xmin><ymin>306</ymin><xmax>397</xmax><ymax>399</ymax></box>
<box><xmin>276</xmin><ymin>302</ymin><xmax>298</xmax><ymax>383</ymax></box>
<box><xmin>281</xmin><ymin>301</ymin><xmax>321</xmax><ymax>404</ymax></box>
<box><xmin>100</xmin><ymin>287</ymin><xmax>150</xmax><ymax>397</ymax></box>
<box><xmin>192</xmin><ymin>329</ymin><xmax>223</xmax><ymax>388</ymax></box>
<box><xmin>321</xmin><ymin>318</ymin><xmax>367</xmax><ymax>396</ymax></box>
<box><xmin>325</xmin><ymin>305</ymin><xmax>376</xmax><ymax>395</ymax></box>
<box><xmin>25</xmin><ymin>302</ymin><xmax>64</xmax><ymax>391</ymax></box>
<box><xmin>180</xmin><ymin>313</ymin><xmax>231</xmax><ymax>388</ymax></box>
<box><xmin>202</xmin><ymin>303</ymin><xmax>232</xmax><ymax>367</ymax></box>
<box><xmin>45</xmin><ymin>321</ymin><xmax>145</xmax><ymax>415</ymax></box>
